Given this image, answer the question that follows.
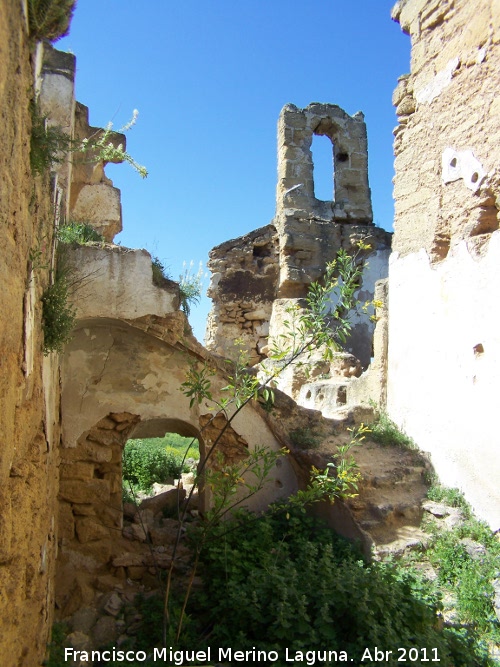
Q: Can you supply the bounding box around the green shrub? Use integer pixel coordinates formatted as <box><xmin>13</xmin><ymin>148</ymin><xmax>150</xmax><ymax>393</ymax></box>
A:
<box><xmin>123</xmin><ymin>438</ymin><xmax>191</xmax><ymax>492</ymax></box>
<box><xmin>41</xmin><ymin>274</ymin><xmax>76</xmax><ymax>354</ymax></box>
<box><xmin>43</xmin><ymin>622</ymin><xmax>69</xmax><ymax>667</ymax></box>
<box><xmin>290</xmin><ymin>427</ymin><xmax>321</xmax><ymax>449</ymax></box>
<box><xmin>369</xmin><ymin>410</ymin><xmax>417</xmax><ymax>450</ymax></box>
<box><xmin>57</xmin><ymin>221</ymin><xmax>104</xmax><ymax>244</ymax></box>
<box><xmin>28</xmin><ymin>0</ymin><xmax>76</xmax><ymax>42</ymax></box>
<box><xmin>190</xmin><ymin>508</ymin><xmax>485</xmax><ymax>665</ymax></box>
<box><xmin>30</xmin><ymin>103</ymin><xmax>71</xmax><ymax>175</ymax></box>
<box><xmin>151</xmin><ymin>256</ymin><xmax>172</xmax><ymax>287</ymax></box>
<box><xmin>427</xmin><ymin>516</ymin><xmax>500</xmax><ymax>643</ymax></box>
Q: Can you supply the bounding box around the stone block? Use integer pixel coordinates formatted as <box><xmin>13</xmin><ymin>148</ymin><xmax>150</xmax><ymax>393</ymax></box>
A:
<box><xmin>101</xmin><ymin>591</ymin><xmax>123</xmax><ymax>617</ymax></box>
<box><xmin>71</xmin><ymin>183</ymin><xmax>122</xmax><ymax>242</ymax></box>
<box><xmin>92</xmin><ymin>615</ymin><xmax>118</xmax><ymax>647</ymax></box>
<box><xmin>62</xmin><ymin>440</ymin><xmax>112</xmax><ymax>463</ymax></box>
<box><xmin>88</xmin><ymin>428</ymin><xmax>121</xmax><ymax>447</ymax></box>
<box><xmin>103</xmin><ymin>472</ymin><xmax>122</xmax><ymax>494</ymax></box>
<box><xmin>139</xmin><ymin>488</ymin><xmax>186</xmax><ymax>516</ymax></box>
<box><xmin>95</xmin><ymin>416</ymin><xmax>117</xmax><ymax>430</ymax></box>
<box><xmin>281</xmin><ymin>110</ymin><xmax>307</xmax><ymax>130</ymax></box>
<box><xmin>127</xmin><ymin>566</ymin><xmax>146</xmax><ymax>580</ymax></box>
<box><xmin>59</xmin><ymin>479</ymin><xmax>111</xmax><ymax>505</ymax></box>
<box><xmin>149</xmin><ymin>522</ymin><xmax>179</xmax><ymax>547</ymax></box>
<box><xmin>60</xmin><ymin>462</ymin><xmax>95</xmax><ymax>480</ymax></box>
<box><xmin>71</xmin><ymin>607</ymin><xmax>98</xmax><ymax>634</ymax></box>
<box><xmin>76</xmin><ymin>516</ymin><xmax>110</xmax><ymax>543</ymax></box>
<box><xmin>58</xmin><ymin>502</ymin><xmax>75</xmax><ymax>540</ymax></box>
<box><xmin>243</xmin><ymin>308</ymin><xmax>267</xmax><ymax>320</ymax></box>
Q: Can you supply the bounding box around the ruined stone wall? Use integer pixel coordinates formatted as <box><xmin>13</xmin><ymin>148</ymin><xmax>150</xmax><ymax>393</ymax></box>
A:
<box><xmin>388</xmin><ymin>0</ymin><xmax>500</xmax><ymax>529</ymax></box>
<box><xmin>206</xmin><ymin>225</ymin><xmax>279</xmax><ymax>364</ymax></box>
<box><xmin>0</xmin><ymin>6</ymin><xmax>62</xmax><ymax>665</ymax></box>
<box><xmin>207</xmin><ymin>103</ymin><xmax>392</xmax><ymax>373</ymax></box>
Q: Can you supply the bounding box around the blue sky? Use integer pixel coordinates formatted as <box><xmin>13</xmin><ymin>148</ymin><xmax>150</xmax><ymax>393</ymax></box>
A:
<box><xmin>58</xmin><ymin>1</ymin><xmax>410</xmax><ymax>340</ymax></box>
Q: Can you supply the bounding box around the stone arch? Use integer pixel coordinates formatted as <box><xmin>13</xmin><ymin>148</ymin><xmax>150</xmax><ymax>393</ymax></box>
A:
<box><xmin>56</xmin><ymin>316</ymin><xmax>298</xmax><ymax>607</ymax></box>
<box><xmin>276</xmin><ymin>102</ymin><xmax>372</xmax><ymax>222</ymax></box>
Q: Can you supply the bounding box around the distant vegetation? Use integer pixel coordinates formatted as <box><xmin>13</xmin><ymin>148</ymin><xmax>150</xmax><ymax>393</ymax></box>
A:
<box><xmin>122</xmin><ymin>434</ymin><xmax>199</xmax><ymax>501</ymax></box>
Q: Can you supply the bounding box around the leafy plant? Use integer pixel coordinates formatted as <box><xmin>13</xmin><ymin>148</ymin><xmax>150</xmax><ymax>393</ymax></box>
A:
<box><xmin>190</xmin><ymin>507</ymin><xmax>463</xmax><ymax>665</ymax></box>
<box><xmin>43</xmin><ymin>622</ymin><xmax>69</xmax><ymax>667</ymax></box>
<box><xmin>151</xmin><ymin>256</ymin><xmax>172</xmax><ymax>287</ymax></box>
<box><xmin>369</xmin><ymin>409</ymin><xmax>417</xmax><ymax>450</ymax></box>
<box><xmin>57</xmin><ymin>220</ymin><xmax>104</xmax><ymax>244</ymax></box>
<box><xmin>76</xmin><ymin>110</ymin><xmax>148</xmax><ymax>178</ymax></box>
<box><xmin>28</xmin><ymin>0</ymin><xmax>76</xmax><ymax>43</ymax></box>
<box><xmin>289</xmin><ymin>427</ymin><xmax>321</xmax><ymax>449</ymax></box>
<box><xmin>123</xmin><ymin>439</ymin><xmax>191</xmax><ymax>492</ymax></box>
<box><xmin>30</xmin><ymin>102</ymin><xmax>72</xmax><ymax>176</ymax></box>
<box><xmin>41</xmin><ymin>272</ymin><xmax>76</xmax><ymax>354</ymax></box>
<box><xmin>31</xmin><ymin>104</ymin><xmax>147</xmax><ymax>178</ymax></box>
<box><xmin>179</xmin><ymin>261</ymin><xmax>204</xmax><ymax>317</ymax></box>
<box><xmin>427</xmin><ymin>484</ymin><xmax>471</xmax><ymax>515</ymax></box>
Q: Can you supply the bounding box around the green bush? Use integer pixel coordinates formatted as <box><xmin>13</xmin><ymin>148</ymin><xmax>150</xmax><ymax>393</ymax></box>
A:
<box><xmin>28</xmin><ymin>0</ymin><xmax>76</xmax><ymax>42</ymax></box>
<box><xmin>41</xmin><ymin>274</ymin><xmax>76</xmax><ymax>354</ymax></box>
<box><xmin>30</xmin><ymin>103</ymin><xmax>72</xmax><ymax>175</ymax></box>
<box><xmin>123</xmin><ymin>438</ymin><xmax>192</xmax><ymax>492</ymax></box>
<box><xmin>369</xmin><ymin>410</ymin><xmax>417</xmax><ymax>450</ymax></box>
<box><xmin>151</xmin><ymin>256</ymin><xmax>172</xmax><ymax>287</ymax></box>
<box><xmin>290</xmin><ymin>427</ymin><xmax>321</xmax><ymax>449</ymax></box>
<box><xmin>189</xmin><ymin>508</ymin><xmax>490</xmax><ymax>666</ymax></box>
<box><xmin>57</xmin><ymin>221</ymin><xmax>104</xmax><ymax>244</ymax></box>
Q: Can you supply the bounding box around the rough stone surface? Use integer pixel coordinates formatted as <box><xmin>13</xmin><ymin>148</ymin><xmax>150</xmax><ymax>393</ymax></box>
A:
<box><xmin>0</xmin><ymin>29</ymin><xmax>63</xmax><ymax>667</ymax></box>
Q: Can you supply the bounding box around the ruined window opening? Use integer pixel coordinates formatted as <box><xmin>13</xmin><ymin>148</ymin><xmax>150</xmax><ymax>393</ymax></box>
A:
<box><xmin>311</xmin><ymin>133</ymin><xmax>334</xmax><ymax>201</ymax></box>
<box><xmin>253</xmin><ymin>243</ymin><xmax>271</xmax><ymax>258</ymax></box>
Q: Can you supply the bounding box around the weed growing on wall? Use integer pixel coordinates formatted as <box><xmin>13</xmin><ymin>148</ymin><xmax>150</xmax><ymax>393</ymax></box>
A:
<box><xmin>41</xmin><ymin>271</ymin><xmax>76</xmax><ymax>354</ymax></box>
<box><xmin>30</xmin><ymin>102</ymin><xmax>72</xmax><ymax>176</ymax></box>
<box><xmin>57</xmin><ymin>220</ymin><xmax>104</xmax><ymax>244</ymax></box>
<box><xmin>77</xmin><ymin>109</ymin><xmax>148</xmax><ymax>178</ymax></box>
<box><xmin>151</xmin><ymin>256</ymin><xmax>172</xmax><ymax>287</ymax></box>
<box><xmin>30</xmin><ymin>105</ymin><xmax>147</xmax><ymax>178</ymax></box>
<box><xmin>369</xmin><ymin>408</ymin><xmax>418</xmax><ymax>450</ymax></box>
<box><xmin>27</xmin><ymin>0</ymin><xmax>76</xmax><ymax>43</ymax></box>
<box><xmin>179</xmin><ymin>261</ymin><xmax>204</xmax><ymax>317</ymax></box>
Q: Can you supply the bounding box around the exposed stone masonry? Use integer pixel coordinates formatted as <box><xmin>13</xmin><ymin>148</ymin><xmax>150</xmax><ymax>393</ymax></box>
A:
<box><xmin>206</xmin><ymin>225</ymin><xmax>279</xmax><ymax>364</ymax></box>
<box><xmin>206</xmin><ymin>103</ymin><xmax>392</xmax><ymax>373</ymax></box>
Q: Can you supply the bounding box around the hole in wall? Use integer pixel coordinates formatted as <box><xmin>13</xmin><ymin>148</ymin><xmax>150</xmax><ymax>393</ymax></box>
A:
<box><xmin>471</xmin><ymin>172</ymin><xmax>479</xmax><ymax>184</ymax></box>
<box><xmin>450</xmin><ymin>157</ymin><xmax>457</xmax><ymax>168</ymax></box>
<box><xmin>253</xmin><ymin>243</ymin><xmax>271</xmax><ymax>258</ymax></box>
<box><xmin>311</xmin><ymin>133</ymin><xmax>334</xmax><ymax>201</ymax></box>
<box><xmin>473</xmin><ymin>343</ymin><xmax>484</xmax><ymax>356</ymax></box>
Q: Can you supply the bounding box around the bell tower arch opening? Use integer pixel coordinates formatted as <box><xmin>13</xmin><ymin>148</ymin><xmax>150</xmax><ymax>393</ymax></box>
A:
<box><xmin>311</xmin><ymin>133</ymin><xmax>335</xmax><ymax>201</ymax></box>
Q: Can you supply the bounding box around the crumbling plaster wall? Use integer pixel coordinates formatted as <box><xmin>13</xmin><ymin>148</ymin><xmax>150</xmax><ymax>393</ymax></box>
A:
<box><xmin>388</xmin><ymin>0</ymin><xmax>500</xmax><ymax>529</ymax></box>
